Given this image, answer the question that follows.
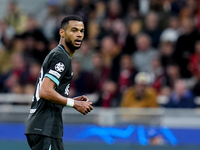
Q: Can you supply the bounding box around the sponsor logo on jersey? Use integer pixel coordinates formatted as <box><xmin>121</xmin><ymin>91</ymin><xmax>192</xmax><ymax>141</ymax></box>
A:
<box><xmin>34</xmin><ymin>128</ymin><xmax>42</xmax><ymax>131</ymax></box>
<box><xmin>55</xmin><ymin>62</ymin><xmax>65</xmax><ymax>72</ymax></box>
<box><xmin>49</xmin><ymin>69</ymin><xmax>61</xmax><ymax>78</ymax></box>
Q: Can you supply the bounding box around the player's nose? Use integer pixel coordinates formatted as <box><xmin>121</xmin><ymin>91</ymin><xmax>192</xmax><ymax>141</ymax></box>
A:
<box><xmin>77</xmin><ymin>31</ymin><xmax>83</xmax><ymax>38</ymax></box>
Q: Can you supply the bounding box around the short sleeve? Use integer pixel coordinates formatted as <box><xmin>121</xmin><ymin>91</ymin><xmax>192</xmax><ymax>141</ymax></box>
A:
<box><xmin>44</xmin><ymin>52</ymin><xmax>71</xmax><ymax>86</ymax></box>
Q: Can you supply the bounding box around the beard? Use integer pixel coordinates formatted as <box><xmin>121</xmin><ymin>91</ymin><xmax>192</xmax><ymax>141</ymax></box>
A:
<box><xmin>65</xmin><ymin>39</ymin><xmax>81</xmax><ymax>53</ymax></box>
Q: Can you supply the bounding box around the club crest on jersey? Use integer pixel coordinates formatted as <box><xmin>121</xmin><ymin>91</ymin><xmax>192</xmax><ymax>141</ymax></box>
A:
<box><xmin>55</xmin><ymin>62</ymin><xmax>65</xmax><ymax>72</ymax></box>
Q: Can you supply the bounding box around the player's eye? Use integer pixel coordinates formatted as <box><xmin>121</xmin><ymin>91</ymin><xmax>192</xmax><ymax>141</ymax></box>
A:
<box><xmin>71</xmin><ymin>29</ymin><xmax>77</xmax><ymax>32</ymax></box>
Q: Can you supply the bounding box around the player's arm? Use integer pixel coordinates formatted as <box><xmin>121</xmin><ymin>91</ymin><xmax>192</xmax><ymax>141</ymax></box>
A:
<box><xmin>39</xmin><ymin>77</ymin><xmax>93</xmax><ymax>115</ymax></box>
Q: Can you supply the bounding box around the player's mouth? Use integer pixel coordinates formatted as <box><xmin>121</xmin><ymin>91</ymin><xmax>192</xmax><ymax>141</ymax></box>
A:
<box><xmin>74</xmin><ymin>39</ymin><xmax>82</xmax><ymax>45</ymax></box>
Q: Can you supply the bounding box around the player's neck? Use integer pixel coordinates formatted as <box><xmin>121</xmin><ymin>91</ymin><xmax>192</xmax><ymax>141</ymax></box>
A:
<box><xmin>59</xmin><ymin>40</ymin><xmax>74</xmax><ymax>57</ymax></box>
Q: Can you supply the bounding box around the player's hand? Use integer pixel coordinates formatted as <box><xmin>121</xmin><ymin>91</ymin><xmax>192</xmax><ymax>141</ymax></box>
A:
<box><xmin>73</xmin><ymin>100</ymin><xmax>93</xmax><ymax>115</ymax></box>
<box><xmin>73</xmin><ymin>95</ymin><xmax>89</xmax><ymax>101</ymax></box>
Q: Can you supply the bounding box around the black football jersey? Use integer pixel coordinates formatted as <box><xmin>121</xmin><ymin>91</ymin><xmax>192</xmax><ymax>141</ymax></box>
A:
<box><xmin>25</xmin><ymin>44</ymin><xmax>73</xmax><ymax>139</ymax></box>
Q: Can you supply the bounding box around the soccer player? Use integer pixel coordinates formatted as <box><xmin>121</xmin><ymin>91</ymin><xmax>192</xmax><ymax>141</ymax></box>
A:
<box><xmin>25</xmin><ymin>15</ymin><xmax>93</xmax><ymax>150</ymax></box>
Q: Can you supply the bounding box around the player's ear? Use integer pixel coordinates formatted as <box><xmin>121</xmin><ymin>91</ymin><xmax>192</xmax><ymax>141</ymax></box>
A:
<box><xmin>59</xmin><ymin>29</ymin><xmax>65</xmax><ymax>38</ymax></box>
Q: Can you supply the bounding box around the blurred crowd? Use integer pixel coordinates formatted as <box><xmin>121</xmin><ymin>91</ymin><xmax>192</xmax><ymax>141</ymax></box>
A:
<box><xmin>1</xmin><ymin>0</ymin><xmax>200</xmax><ymax>108</ymax></box>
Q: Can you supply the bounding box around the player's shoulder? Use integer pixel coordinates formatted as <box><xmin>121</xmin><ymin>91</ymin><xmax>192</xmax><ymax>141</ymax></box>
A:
<box><xmin>45</xmin><ymin>46</ymin><xmax>71</xmax><ymax>70</ymax></box>
<box><xmin>49</xmin><ymin>46</ymin><xmax>71</xmax><ymax>60</ymax></box>
<box><xmin>50</xmin><ymin>46</ymin><xmax>63</xmax><ymax>56</ymax></box>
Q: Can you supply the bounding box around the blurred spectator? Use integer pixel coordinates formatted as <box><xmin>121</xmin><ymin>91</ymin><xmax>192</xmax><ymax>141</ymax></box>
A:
<box><xmin>4</xmin><ymin>0</ymin><xmax>27</xmax><ymax>34</ymax></box>
<box><xmin>91</xmin><ymin>53</ymin><xmax>111</xmax><ymax>92</ymax></box>
<box><xmin>21</xmin><ymin>33</ymin><xmax>37</xmax><ymax>65</ymax></box>
<box><xmin>170</xmin><ymin>0</ymin><xmax>186</xmax><ymax>15</ymax></box>
<box><xmin>90</xmin><ymin>52</ymin><xmax>117</xmax><ymax>107</ymax></box>
<box><xmin>98</xmin><ymin>21</ymin><xmax>127</xmax><ymax>82</ymax></box>
<box><xmin>73</xmin><ymin>40</ymin><xmax>94</xmax><ymax>72</ymax></box>
<box><xmin>11</xmin><ymin>82</ymin><xmax>24</xmax><ymax>94</ymax></box>
<box><xmin>117</xmin><ymin>54</ymin><xmax>137</xmax><ymax>95</ymax></box>
<box><xmin>148</xmin><ymin>57</ymin><xmax>166</xmax><ymax>92</ymax></box>
<box><xmin>194</xmin><ymin>0</ymin><xmax>200</xmax><ymax>31</ymax></box>
<box><xmin>149</xmin><ymin>0</ymin><xmax>164</xmax><ymax>13</ymax></box>
<box><xmin>123</xmin><ymin>20</ymin><xmax>142</xmax><ymax>55</ymax></box>
<box><xmin>103</xmin><ymin>36</ymin><xmax>125</xmax><ymax>83</ymax></box>
<box><xmin>179</xmin><ymin>0</ymin><xmax>199</xmax><ymax>20</ymax></box>
<box><xmin>75</xmin><ymin>0</ymin><xmax>96</xmax><ymax>38</ymax></box>
<box><xmin>94</xmin><ymin>1</ymin><xmax>106</xmax><ymax>25</ymax></box>
<box><xmin>156</xmin><ymin>86</ymin><xmax>171</xmax><ymax>106</ymax></box>
<box><xmin>98</xmin><ymin>20</ymin><xmax>127</xmax><ymax>48</ymax></box>
<box><xmin>189</xmin><ymin>40</ymin><xmax>200</xmax><ymax>79</ymax></box>
<box><xmin>0</xmin><ymin>19</ymin><xmax>15</xmax><ymax>49</ymax></box>
<box><xmin>86</xmin><ymin>1</ymin><xmax>104</xmax><ymax>47</ymax></box>
<box><xmin>76</xmin><ymin>0</ymin><xmax>95</xmax><ymax>18</ymax></box>
<box><xmin>48</xmin><ymin>38</ymin><xmax>59</xmax><ymax>51</ymax></box>
<box><xmin>0</xmin><ymin>72</ymin><xmax>3</xmax><ymax>91</ymax></box>
<box><xmin>52</xmin><ymin>14</ymin><xmax>66</xmax><ymax>42</ymax></box>
<box><xmin>100</xmin><ymin>36</ymin><xmax>120</xmax><ymax>67</ymax></box>
<box><xmin>97</xmin><ymin>0</ymin><xmax>123</xmax><ymax>41</ymax></box>
<box><xmin>24</xmin><ymin>62</ymin><xmax>41</xmax><ymax>85</ymax></box>
<box><xmin>23</xmin><ymin>83</ymin><xmax>35</xmax><ymax>95</ymax></box>
<box><xmin>160</xmin><ymin>15</ymin><xmax>183</xmax><ymax>43</ymax></box>
<box><xmin>87</xmin><ymin>20</ymin><xmax>100</xmax><ymax>48</ymax></box>
<box><xmin>2</xmin><ymin>53</ymin><xmax>28</xmax><ymax>93</ymax></box>
<box><xmin>165</xmin><ymin>63</ymin><xmax>181</xmax><ymax>88</ymax></box>
<box><xmin>132</xmin><ymin>33</ymin><xmax>159</xmax><ymax>72</ymax></box>
<box><xmin>149</xmin><ymin>0</ymin><xmax>171</xmax><ymax>29</ymax></box>
<box><xmin>36</xmin><ymin>0</ymin><xmax>60</xmax><ymax>40</ymax></box>
<box><xmin>120</xmin><ymin>72</ymin><xmax>158</xmax><ymax>108</ymax></box>
<box><xmin>120</xmin><ymin>0</ymin><xmax>139</xmax><ymax>17</ymax></box>
<box><xmin>190</xmin><ymin>41</ymin><xmax>200</xmax><ymax>99</ymax></box>
<box><xmin>70</xmin><ymin>58</ymin><xmax>95</xmax><ymax>97</ymax></box>
<box><xmin>22</xmin><ymin>15</ymin><xmax>48</xmax><ymax>64</ymax></box>
<box><xmin>0</xmin><ymin>45</ymin><xmax>14</xmax><ymax>74</ymax></box>
<box><xmin>93</xmin><ymin>79</ymin><xmax>118</xmax><ymax>108</ymax></box>
<box><xmin>106</xmin><ymin>0</ymin><xmax>122</xmax><ymax>21</ymax></box>
<box><xmin>162</xmin><ymin>79</ymin><xmax>196</xmax><ymax>108</ymax></box>
<box><xmin>112</xmin><ymin>19</ymin><xmax>127</xmax><ymax>47</ymax></box>
<box><xmin>192</xmin><ymin>78</ymin><xmax>200</xmax><ymax>95</ymax></box>
<box><xmin>60</xmin><ymin>0</ymin><xmax>78</xmax><ymax>15</ymax></box>
<box><xmin>192</xmin><ymin>79</ymin><xmax>200</xmax><ymax>107</ymax></box>
<box><xmin>159</xmin><ymin>41</ymin><xmax>176</xmax><ymax>68</ymax></box>
<box><xmin>0</xmin><ymin>22</ymin><xmax>16</xmax><ymax>74</ymax></box>
<box><xmin>143</xmin><ymin>11</ymin><xmax>162</xmax><ymax>48</ymax></box>
<box><xmin>123</xmin><ymin>1</ymin><xmax>140</xmax><ymax>26</ymax></box>
<box><xmin>174</xmin><ymin>17</ymin><xmax>200</xmax><ymax>78</ymax></box>
<box><xmin>34</xmin><ymin>38</ymin><xmax>49</xmax><ymax>65</ymax></box>
<box><xmin>12</xmin><ymin>34</ymin><xmax>25</xmax><ymax>52</ymax></box>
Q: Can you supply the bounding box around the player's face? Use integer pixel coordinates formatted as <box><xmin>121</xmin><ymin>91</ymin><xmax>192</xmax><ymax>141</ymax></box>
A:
<box><xmin>65</xmin><ymin>21</ymin><xmax>84</xmax><ymax>51</ymax></box>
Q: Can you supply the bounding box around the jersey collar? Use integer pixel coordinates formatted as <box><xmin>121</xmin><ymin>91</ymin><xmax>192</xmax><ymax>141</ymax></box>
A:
<box><xmin>58</xmin><ymin>44</ymin><xmax>71</xmax><ymax>59</ymax></box>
